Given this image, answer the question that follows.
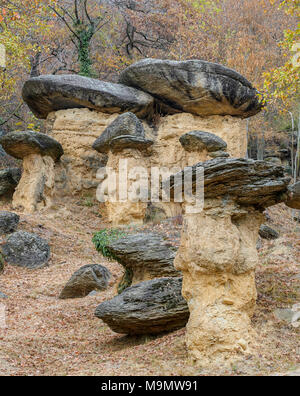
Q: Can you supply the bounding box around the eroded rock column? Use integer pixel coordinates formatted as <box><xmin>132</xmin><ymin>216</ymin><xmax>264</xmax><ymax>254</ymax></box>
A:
<box><xmin>0</xmin><ymin>130</ymin><xmax>63</xmax><ymax>213</ymax></box>
<box><xmin>175</xmin><ymin>200</ymin><xmax>264</xmax><ymax>364</ymax></box>
<box><xmin>13</xmin><ymin>154</ymin><xmax>55</xmax><ymax>212</ymax></box>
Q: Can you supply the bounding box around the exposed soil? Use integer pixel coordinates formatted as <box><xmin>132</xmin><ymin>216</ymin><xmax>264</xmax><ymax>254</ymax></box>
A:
<box><xmin>0</xmin><ymin>197</ymin><xmax>299</xmax><ymax>376</ymax></box>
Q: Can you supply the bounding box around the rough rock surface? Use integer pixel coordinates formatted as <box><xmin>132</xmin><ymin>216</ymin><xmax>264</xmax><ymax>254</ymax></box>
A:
<box><xmin>95</xmin><ymin>277</ymin><xmax>189</xmax><ymax>335</ymax></box>
<box><xmin>175</xmin><ymin>200</ymin><xmax>264</xmax><ymax>364</ymax></box>
<box><xmin>46</xmin><ymin>109</ymin><xmax>117</xmax><ymax>195</ymax></box>
<box><xmin>0</xmin><ymin>168</ymin><xmax>21</xmax><ymax>197</ymax></box>
<box><xmin>59</xmin><ymin>264</ymin><xmax>111</xmax><ymax>299</ymax></box>
<box><xmin>0</xmin><ymin>212</ymin><xmax>20</xmax><ymax>235</ymax></box>
<box><xmin>106</xmin><ymin>232</ymin><xmax>180</xmax><ymax>286</ymax></box>
<box><xmin>209</xmin><ymin>151</ymin><xmax>230</xmax><ymax>159</ymax></box>
<box><xmin>1</xmin><ymin>231</ymin><xmax>50</xmax><ymax>269</ymax></box>
<box><xmin>0</xmin><ymin>131</ymin><xmax>63</xmax><ymax>161</ymax></box>
<box><xmin>92</xmin><ymin>112</ymin><xmax>146</xmax><ymax>153</ymax></box>
<box><xmin>119</xmin><ymin>59</ymin><xmax>262</xmax><ymax>118</ymax></box>
<box><xmin>259</xmin><ymin>224</ymin><xmax>279</xmax><ymax>240</ymax></box>
<box><xmin>109</xmin><ymin>135</ymin><xmax>154</xmax><ymax>153</ymax></box>
<box><xmin>22</xmin><ymin>74</ymin><xmax>154</xmax><ymax>119</ymax></box>
<box><xmin>12</xmin><ymin>154</ymin><xmax>55</xmax><ymax>213</ymax></box>
<box><xmin>179</xmin><ymin>131</ymin><xmax>227</xmax><ymax>153</ymax></box>
<box><xmin>166</xmin><ymin>158</ymin><xmax>290</xmax><ymax>209</ymax></box>
<box><xmin>285</xmin><ymin>182</ymin><xmax>300</xmax><ymax>210</ymax></box>
<box><xmin>0</xmin><ymin>291</ymin><xmax>8</xmax><ymax>299</ymax></box>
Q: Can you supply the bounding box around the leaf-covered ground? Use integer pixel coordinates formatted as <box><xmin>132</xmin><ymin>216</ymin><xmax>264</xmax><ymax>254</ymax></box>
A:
<box><xmin>0</xmin><ymin>198</ymin><xmax>299</xmax><ymax>376</ymax></box>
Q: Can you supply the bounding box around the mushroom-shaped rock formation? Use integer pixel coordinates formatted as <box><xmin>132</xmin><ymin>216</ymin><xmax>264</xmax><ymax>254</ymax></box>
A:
<box><xmin>179</xmin><ymin>131</ymin><xmax>228</xmax><ymax>153</ymax></box>
<box><xmin>92</xmin><ymin>112</ymin><xmax>146</xmax><ymax>154</ymax></box>
<box><xmin>285</xmin><ymin>182</ymin><xmax>300</xmax><ymax>210</ymax></box>
<box><xmin>22</xmin><ymin>75</ymin><xmax>154</xmax><ymax>120</ymax></box>
<box><xmin>105</xmin><ymin>232</ymin><xmax>180</xmax><ymax>292</ymax></box>
<box><xmin>95</xmin><ymin>277</ymin><xmax>189</xmax><ymax>335</ymax></box>
<box><xmin>0</xmin><ymin>168</ymin><xmax>21</xmax><ymax>197</ymax></box>
<box><xmin>0</xmin><ymin>212</ymin><xmax>20</xmax><ymax>235</ymax></box>
<box><xmin>0</xmin><ymin>131</ymin><xmax>63</xmax><ymax>213</ymax></box>
<box><xmin>93</xmin><ymin>113</ymin><xmax>153</xmax><ymax>226</ymax></box>
<box><xmin>1</xmin><ymin>231</ymin><xmax>50</xmax><ymax>269</ymax></box>
<box><xmin>162</xmin><ymin>158</ymin><xmax>290</xmax><ymax>365</ymax></box>
<box><xmin>119</xmin><ymin>59</ymin><xmax>262</xmax><ymax>118</ymax></box>
<box><xmin>59</xmin><ymin>264</ymin><xmax>111</xmax><ymax>299</ymax></box>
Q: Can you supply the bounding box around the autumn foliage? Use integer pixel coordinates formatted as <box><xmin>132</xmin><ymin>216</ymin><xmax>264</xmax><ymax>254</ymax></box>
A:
<box><xmin>0</xmin><ymin>0</ymin><xmax>299</xmax><ymax>131</ymax></box>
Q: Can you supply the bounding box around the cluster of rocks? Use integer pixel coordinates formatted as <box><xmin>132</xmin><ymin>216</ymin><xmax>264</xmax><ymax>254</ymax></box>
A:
<box><xmin>1</xmin><ymin>57</ymin><xmax>298</xmax><ymax>364</ymax></box>
<box><xmin>95</xmin><ymin>231</ymin><xmax>189</xmax><ymax>335</ymax></box>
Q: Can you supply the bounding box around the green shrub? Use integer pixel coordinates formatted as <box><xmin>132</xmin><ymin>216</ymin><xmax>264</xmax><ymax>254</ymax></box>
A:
<box><xmin>92</xmin><ymin>229</ymin><xmax>126</xmax><ymax>261</ymax></box>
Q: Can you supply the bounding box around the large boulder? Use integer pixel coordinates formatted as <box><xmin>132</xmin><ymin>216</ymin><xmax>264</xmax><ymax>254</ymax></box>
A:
<box><xmin>165</xmin><ymin>158</ymin><xmax>291</xmax><ymax>209</ymax></box>
<box><xmin>59</xmin><ymin>264</ymin><xmax>111</xmax><ymax>299</ymax></box>
<box><xmin>93</xmin><ymin>112</ymin><xmax>146</xmax><ymax>153</ymax></box>
<box><xmin>95</xmin><ymin>277</ymin><xmax>189</xmax><ymax>335</ymax></box>
<box><xmin>0</xmin><ymin>131</ymin><xmax>63</xmax><ymax>161</ymax></box>
<box><xmin>22</xmin><ymin>75</ymin><xmax>154</xmax><ymax>119</ymax></box>
<box><xmin>285</xmin><ymin>182</ymin><xmax>300</xmax><ymax>210</ymax></box>
<box><xmin>119</xmin><ymin>59</ymin><xmax>262</xmax><ymax>118</ymax></box>
<box><xmin>106</xmin><ymin>232</ymin><xmax>180</xmax><ymax>288</ymax></box>
<box><xmin>0</xmin><ymin>168</ymin><xmax>21</xmax><ymax>196</ymax></box>
<box><xmin>179</xmin><ymin>131</ymin><xmax>227</xmax><ymax>153</ymax></box>
<box><xmin>0</xmin><ymin>212</ymin><xmax>20</xmax><ymax>235</ymax></box>
<box><xmin>1</xmin><ymin>231</ymin><xmax>51</xmax><ymax>269</ymax></box>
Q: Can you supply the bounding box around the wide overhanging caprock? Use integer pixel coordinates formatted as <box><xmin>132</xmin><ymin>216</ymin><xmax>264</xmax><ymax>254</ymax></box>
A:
<box><xmin>165</xmin><ymin>157</ymin><xmax>291</xmax><ymax>210</ymax></box>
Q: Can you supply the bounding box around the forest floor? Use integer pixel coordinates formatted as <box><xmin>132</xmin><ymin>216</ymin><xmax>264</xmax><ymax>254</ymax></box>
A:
<box><xmin>0</xmin><ymin>197</ymin><xmax>299</xmax><ymax>376</ymax></box>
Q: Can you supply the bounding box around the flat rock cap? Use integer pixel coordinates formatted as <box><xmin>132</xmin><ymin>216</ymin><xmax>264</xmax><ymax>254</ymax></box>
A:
<box><xmin>0</xmin><ymin>131</ymin><xmax>64</xmax><ymax>161</ymax></box>
<box><xmin>119</xmin><ymin>58</ymin><xmax>263</xmax><ymax>118</ymax></box>
<box><xmin>164</xmin><ymin>158</ymin><xmax>290</xmax><ymax>209</ymax></box>
<box><xmin>22</xmin><ymin>74</ymin><xmax>154</xmax><ymax>119</ymax></box>
<box><xmin>179</xmin><ymin>131</ymin><xmax>227</xmax><ymax>152</ymax></box>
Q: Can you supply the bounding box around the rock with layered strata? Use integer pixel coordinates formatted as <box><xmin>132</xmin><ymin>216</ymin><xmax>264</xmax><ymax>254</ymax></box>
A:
<box><xmin>119</xmin><ymin>59</ymin><xmax>262</xmax><ymax>118</ymax></box>
<box><xmin>165</xmin><ymin>158</ymin><xmax>290</xmax><ymax>209</ymax></box>
<box><xmin>106</xmin><ymin>232</ymin><xmax>180</xmax><ymax>286</ymax></box>
<box><xmin>59</xmin><ymin>264</ymin><xmax>111</xmax><ymax>299</ymax></box>
<box><xmin>22</xmin><ymin>75</ymin><xmax>154</xmax><ymax>119</ymax></box>
<box><xmin>95</xmin><ymin>277</ymin><xmax>189</xmax><ymax>335</ymax></box>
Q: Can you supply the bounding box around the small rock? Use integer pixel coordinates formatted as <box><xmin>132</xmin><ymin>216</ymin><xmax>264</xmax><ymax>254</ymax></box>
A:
<box><xmin>0</xmin><ymin>212</ymin><xmax>20</xmax><ymax>235</ymax></box>
<box><xmin>0</xmin><ymin>168</ymin><xmax>21</xmax><ymax>197</ymax></box>
<box><xmin>209</xmin><ymin>151</ymin><xmax>230</xmax><ymax>159</ymax></box>
<box><xmin>59</xmin><ymin>264</ymin><xmax>111</xmax><ymax>299</ymax></box>
<box><xmin>110</xmin><ymin>135</ymin><xmax>153</xmax><ymax>153</ymax></box>
<box><xmin>1</xmin><ymin>231</ymin><xmax>50</xmax><ymax>269</ymax></box>
<box><xmin>259</xmin><ymin>224</ymin><xmax>279</xmax><ymax>240</ymax></box>
<box><xmin>95</xmin><ymin>277</ymin><xmax>189</xmax><ymax>335</ymax></box>
<box><xmin>179</xmin><ymin>131</ymin><xmax>227</xmax><ymax>153</ymax></box>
